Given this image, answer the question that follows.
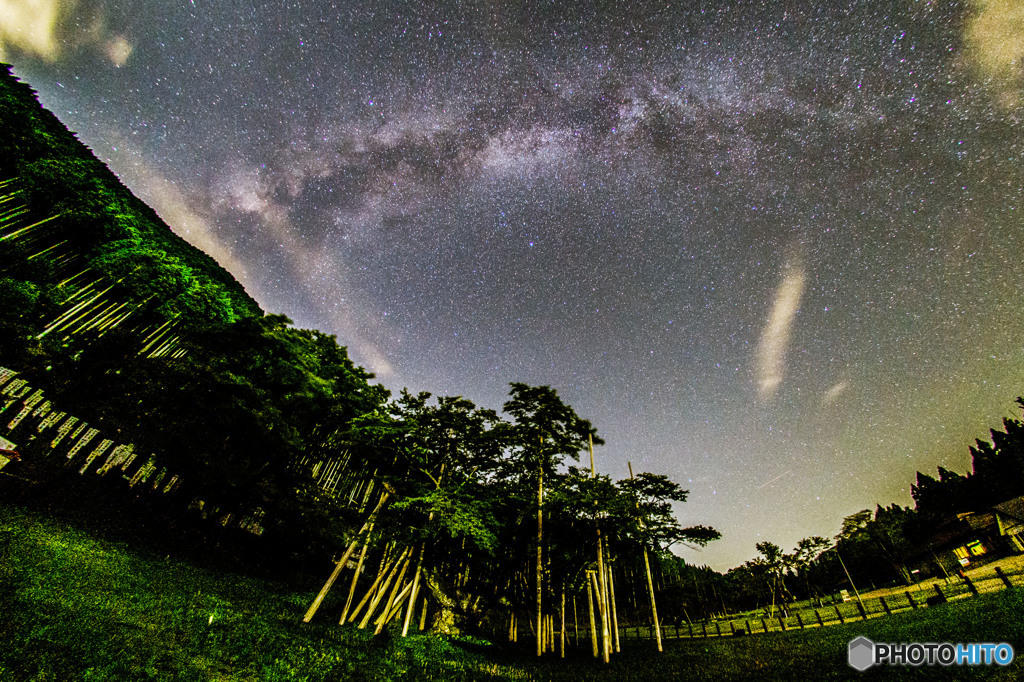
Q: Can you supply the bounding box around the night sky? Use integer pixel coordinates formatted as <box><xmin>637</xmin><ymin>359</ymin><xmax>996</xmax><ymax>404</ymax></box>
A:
<box><xmin>3</xmin><ymin>0</ymin><xmax>1023</xmax><ymax>570</ymax></box>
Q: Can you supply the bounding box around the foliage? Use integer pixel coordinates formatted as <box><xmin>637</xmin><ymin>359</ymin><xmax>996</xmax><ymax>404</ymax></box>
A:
<box><xmin>912</xmin><ymin>400</ymin><xmax>1024</xmax><ymax>517</ymax></box>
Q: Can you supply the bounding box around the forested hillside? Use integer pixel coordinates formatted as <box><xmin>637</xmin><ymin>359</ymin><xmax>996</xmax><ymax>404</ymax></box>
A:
<box><xmin>0</xmin><ymin>63</ymin><xmax>261</xmax><ymax>341</ymax></box>
<box><xmin>0</xmin><ymin>63</ymin><xmax>393</xmax><ymax>568</ymax></box>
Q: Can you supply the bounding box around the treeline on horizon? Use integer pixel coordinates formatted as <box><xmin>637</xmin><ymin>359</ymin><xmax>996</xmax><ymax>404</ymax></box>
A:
<box><xmin>713</xmin><ymin>403</ymin><xmax>1024</xmax><ymax>617</ymax></box>
<box><xmin>2</xmin><ymin>63</ymin><xmax>1023</xmax><ymax>639</ymax></box>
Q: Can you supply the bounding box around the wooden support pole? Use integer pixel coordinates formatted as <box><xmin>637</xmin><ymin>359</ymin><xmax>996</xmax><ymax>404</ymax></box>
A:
<box><xmin>339</xmin><ymin>541</ymin><xmax>371</xmax><ymax>624</ymax></box>
<box><xmin>401</xmin><ymin>546</ymin><xmax>426</xmax><ymax>637</ymax></box>
<box><xmin>560</xmin><ymin>589</ymin><xmax>566</xmax><ymax>658</ymax></box>
<box><xmin>587</xmin><ymin>572</ymin><xmax>599</xmax><ymax>658</ymax></box>
<box><xmin>607</xmin><ymin>553</ymin><xmax>621</xmax><ymax>653</ymax></box>
<box><xmin>359</xmin><ymin>546</ymin><xmax>410</xmax><ymax>629</ymax></box>
<box><xmin>303</xmin><ymin>537</ymin><xmax>359</xmax><ymax>623</ymax></box>
<box><xmin>536</xmin><ymin>460</ymin><xmax>544</xmax><ymax>657</ymax></box>
<box><xmin>304</xmin><ymin>490</ymin><xmax>389</xmax><ymax>623</ymax></box>
<box><xmin>591</xmin><ymin>435</ymin><xmax>610</xmax><ymax>663</ymax></box>
<box><xmin>628</xmin><ymin>462</ymin><xmax>662</xmax><ymax>652</ymax></box>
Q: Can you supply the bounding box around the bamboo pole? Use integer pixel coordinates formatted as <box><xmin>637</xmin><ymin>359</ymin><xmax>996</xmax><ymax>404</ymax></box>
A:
<box><xmin>304</xmin><ymin>490</ymin><xmax>389</xmax><ymax>623</ymax></box>
<box><xmin>375</xmin><ymin>553</ymin><xmax>413</xmax><ymax>633</ymax></box>
<box><xmin>598</xmin><ymin>541</ymin><xmax>611</xmax><ymax>662</ymax></box>
<box><xmin>573</xmin><ymin>595</ymin><xmax>579</xmax><ymax>646</ymax></box>
<box><xmin>628</xmin><ymin>462</ymin><xmax>663</xmax><ymax>652</ymax></box>
<box><xmin>607</xmin><ymin>554</ymin><xmax>621</xmax><ymax>653</ymax></box>
<box><xmin>339</xmin><ymin>540</ymin><xmax>371</xmax><ymax>624</ymax></box>
<box><xmin>348</xmin><ymin>545</ymin><xmax>397</xmax><ymax>623</ymax></box>
<box><xmin>536</xmin><ymin>454</ymin><xmax>544</xmax><ymax>657</ymax></box>
<box><xmin>587</xmin><ymin>571</ymin><xmax>600</xmax><ymax>658</ymax></box>
<box><xmin>401</xmin><ymin>545</ymin><xmax>426</xmax><ymax>637</ymax></box>
<box><xmin>590</xmin><ymin>435</ymin><xmax>611</xmax><ymax>663</ymax></box>
<box><xmin>419</xmin><ymin>596</ymin><xmax>429</xmax><ymax>631</ymax></box>
<box><xmin>302</xmin><ymin>537</ymin><xmax>359</xmax><ymax>624</ymax></box>
<box><xmin>381</xmin><ymin>580</ymin><xmax>414</xmax><ymax>628</ymax></box>
<box><xmin>376</xmin><ymin>557</ymin><xmax>411</xmax><ymax>630</ymax></box>
<box><xmin>360</xmin><ymin>546</ymin><xmax>411</xmax><ymax>629</ymax></box>
<box><xmin>560</xmin><ymin>589</ymin><xmax>566</xmax><ymax>658</ymax></box>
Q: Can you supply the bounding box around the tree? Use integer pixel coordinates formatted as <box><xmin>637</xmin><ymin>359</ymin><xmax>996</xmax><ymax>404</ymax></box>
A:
<box><xmin>785</xmin><ymin>536</ymin><xmax>831</xmax><ymax>601</ymax></box>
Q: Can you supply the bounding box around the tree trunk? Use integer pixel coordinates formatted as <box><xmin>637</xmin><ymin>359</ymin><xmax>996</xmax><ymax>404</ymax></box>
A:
<box><xmin>421</xmin><ymin>570</ymin><xmax>486</xmax><ymax>636</ymax></box>
<box><xmin>587</xmin><ymin>572</ymin><xmax>599</xmax><ymax>658</ymax></box>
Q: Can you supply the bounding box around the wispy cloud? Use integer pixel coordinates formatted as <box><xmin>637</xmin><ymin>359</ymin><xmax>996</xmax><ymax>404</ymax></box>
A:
<box><xmin>0</xmin><ymin>0</ymin><xmax>131</xmax><ymax>67</ymax></box>
<box><xmin>821</xmin><ymin>380</ymin><xmax>849</xmax><ymax>407</ymax></box>
<box><xmin>0</xmin><ymin>0</ymin><xmax>63</xmax><ymax>60</ymax></box>
<box><xmin>966</xmin><ymin>0</ymin><xmax>1024</xmax><ymax>111</ymax></box>
<box><xmin>756</xmin><ymin>261</ymin><xmax>805</xmax><ymax>401</ymax></box>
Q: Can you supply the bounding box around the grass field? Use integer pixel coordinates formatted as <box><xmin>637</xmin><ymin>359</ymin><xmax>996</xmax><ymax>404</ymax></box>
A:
<box><xmin>1</xmin><ymin>503</ymin><xmax>1022</xmax><ymax>680</ymax></box>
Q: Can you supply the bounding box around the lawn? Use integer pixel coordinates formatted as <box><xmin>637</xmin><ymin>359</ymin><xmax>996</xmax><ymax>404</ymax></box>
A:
<box><xmin>1</xmin><ymin>503</ymin><xmax>1022</xmax><ymax>680</ymax></box>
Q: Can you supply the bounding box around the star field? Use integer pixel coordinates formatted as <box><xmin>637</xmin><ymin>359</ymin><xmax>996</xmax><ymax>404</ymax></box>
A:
<box><xmin>3</xmin><ymin>0</ymin><xmax>1023</xmax><ymax>569</ymax></box>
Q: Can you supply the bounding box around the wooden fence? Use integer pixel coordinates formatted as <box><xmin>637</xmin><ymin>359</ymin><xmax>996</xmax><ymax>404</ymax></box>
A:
<box><xmin>593</xmin><ymin>564</ymin><xmax>1022</xmax><ymax>644</ymax></box>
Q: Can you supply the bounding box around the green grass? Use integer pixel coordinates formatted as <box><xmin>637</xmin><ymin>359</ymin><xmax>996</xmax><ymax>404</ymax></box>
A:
<box><xmin>2</xmin><ymin>502</ymin><xmax>1023</xmax><ymax>680</ymax></box>
<box><xmin>0</xmin><ymin>504</ymin><xmax>506</xmax><ymax>680</ymax></box>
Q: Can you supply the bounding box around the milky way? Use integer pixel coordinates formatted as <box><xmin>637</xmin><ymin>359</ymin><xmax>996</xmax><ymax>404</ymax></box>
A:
<box><xmin>4</xmin><ymin>0</ymin><xmax>1024</xmax><ymax>569</ymax></box>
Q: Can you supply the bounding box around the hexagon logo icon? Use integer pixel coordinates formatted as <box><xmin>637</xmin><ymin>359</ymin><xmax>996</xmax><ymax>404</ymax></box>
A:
<box><xmin>848</xmin><ymin>636</ymin><xmax>875</xmax><ymax>671</ymax></box>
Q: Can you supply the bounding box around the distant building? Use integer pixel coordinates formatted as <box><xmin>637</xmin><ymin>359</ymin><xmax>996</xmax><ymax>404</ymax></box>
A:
<box><xmin>908</xmin><ymin>496</ymin><xmax>1024</xmax><ymax>577</ymax></box>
